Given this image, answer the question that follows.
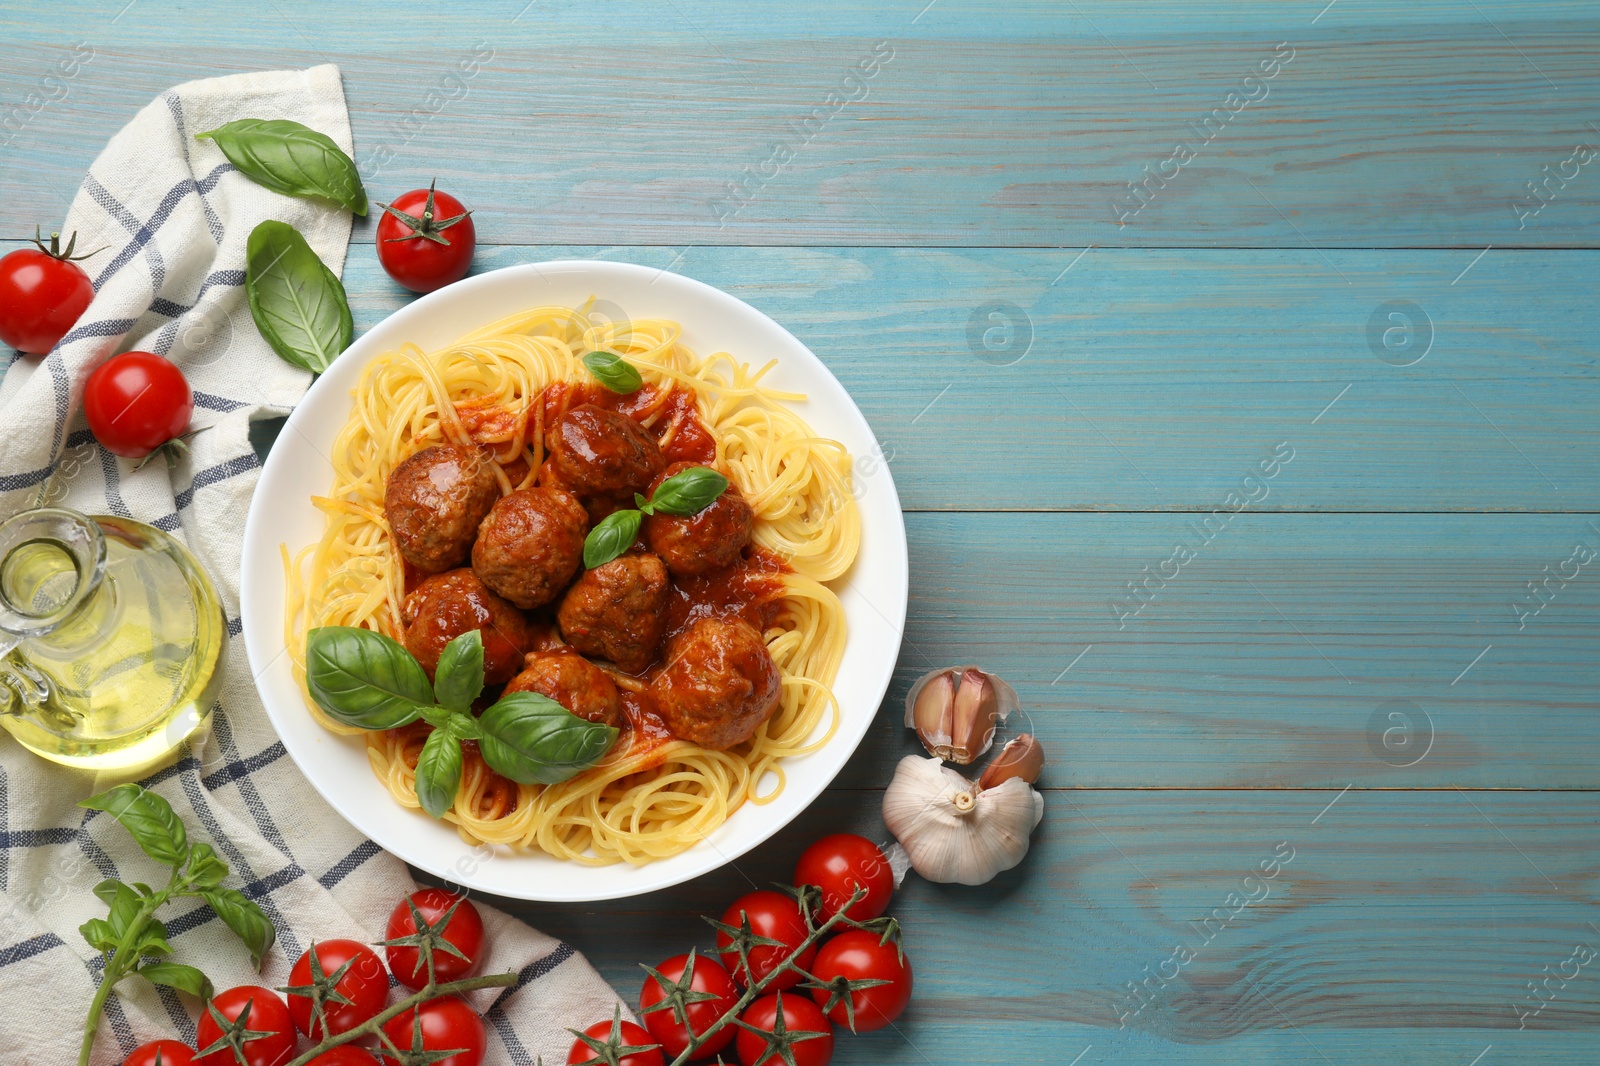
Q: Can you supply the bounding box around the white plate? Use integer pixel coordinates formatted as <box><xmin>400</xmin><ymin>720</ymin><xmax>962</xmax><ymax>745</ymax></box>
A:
<box><xmin>240</xmin><ymin>261</ymin><xmax>908</xmax><ymax>901</ymax></box>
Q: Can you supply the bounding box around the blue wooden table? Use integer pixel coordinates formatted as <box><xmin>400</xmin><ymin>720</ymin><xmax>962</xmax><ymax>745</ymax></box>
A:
<box><xmin>8</xmin><ymin>2</ymin><xmax>1600</xmax><ymax>1061</ymax></box>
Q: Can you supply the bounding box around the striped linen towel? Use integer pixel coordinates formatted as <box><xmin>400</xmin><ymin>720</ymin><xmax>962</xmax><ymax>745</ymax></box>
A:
<box><xmin>0</xmin><ymin>65</ymin><xmax>625</xmax><ymax>1065</ymax></box>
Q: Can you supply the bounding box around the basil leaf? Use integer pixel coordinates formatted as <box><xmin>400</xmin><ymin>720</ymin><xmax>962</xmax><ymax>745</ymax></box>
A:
<box><xmin>478</xmin><ymin>692</ymin><xmax>618</xmax><ymax>785</ymax></box>
<box><xmin>433</xmin><ymin>630</ymin><xmax>485</xmax><ymax>711</ymax></box>
<box><xmin>81</xmin><ymin>784</ymin><xmax>188</xmax><ymax>867</ymax></box>
<box><xmin>94</xmin><ymin>879</ymin><xmax>142</xmax><ymax>937</ymax></box>
<box><xmin>186</xmin><ymin>842</ymin><xmax>230</xmax><ymax>889</ymax></box>
<box><xmin>197</xmin><ymin>118</ymin><xmax>367</xmax><ymax>215</ymax></box>
<box><xmin>80</xmin><ymin>917</ymin><xmax>118</xmax><ymax>953</ymax></box>
<box><xmin>133</xmin><ymin>919</ymin><xmax>173</xmax><ymax>958</ymax></box>
<box><xmin>139</xmin><ymin>960</ymin><xmax>214</xmax><ymax>1001</ymax></box>
<box><xmin>583</xmin><ymin>509</ymin><xmax>643</xmax><ymax>569</ymax></box>
<box><xmin>246</xmin><ymin>220</ymin><xmax>353</xmax><ymax>372</ymax></box>
<box><xmin>647</xmin><ymin>466</ymin><xmax>729</xmax><ymax>517</ymax></box>
<box><xmin>582</xmin><ymin>350</ymin><xmax>643</xmax><ymax>394</ymax></box>
<box><xmin>414</xmin><ymin>726</ymin><xmax>464</xmax><ymax>819</ymax></box>
<box><xmin>201</xmin><ymin>887</ymin><xmax>276</xmax><ymax>969</ymax></box>
<box><xmin>306</xmin><ymin>626</ymin><xmax>432</xmax><ymax>730</ymax></box>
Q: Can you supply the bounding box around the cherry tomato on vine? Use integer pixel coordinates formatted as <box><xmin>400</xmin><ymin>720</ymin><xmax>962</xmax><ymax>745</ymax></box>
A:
<box><xmin>808</xmin><ymin>929</ymin><xmax>913</xmax><ymax>1033</ymax></box>
<box><xmin>306</xmin><ymin>1050</ymin><xmax>382</xmax><ymax>1066</ymax></box>
<box><xmin>379</xmin><ymin>996</ymin><xmax>486</xmax><ymax>1066</ymax></box>
<box><xmin>638</xmin><ymin>950</ymin><xmax>740</xmax><ymax>1059</ymax></box>
<box><xmin>384</xmin><ymin>888</ymin><xmax>485</xmax><ymax>990</ymax></box>
<box><xmin>734</xmin><ymin>992</ymin><xmax>834</xmax><ymax>1066</ymax></box>
<box><xmin>714</xmin><ymin>890</ymin><xmax>815</xmax><ymax>990</ymax></box>
<box><xmin>195</xmin><ymin>986</ymin><xmax>296</xmax><ymax>1066</ymax></box>
<box><xmin>122</xmin><ymin>1041</ymin><xmax>197</xmax><ymax>1066</ymax></box>
<box><xmin>0</xmin><ymin>229</ymin><xmax>96</xmax><ymax>354</ymax></box>
<box><xmin>284</xmin><ymin>938</ymin><xmax>388</xmax><ymax>1039</ymax></box>
<box><xmin>566</xmin><ymin>1016</ymin><xmax>664</xmax><ymax>1066</ymax></box>
<box><xmin>793</xmin><ymin>833</ymin><xmax>895</xmax><ymax>923</ymax></box>
<box><xmin>83</xmin><ymin>351</ymin><xmax>193</xmax><ymax>459</ymax></box>
<box><xmin>375</xmin><ymin>181</ymin><xmax>475</xmax><ymax>293</ymax></box>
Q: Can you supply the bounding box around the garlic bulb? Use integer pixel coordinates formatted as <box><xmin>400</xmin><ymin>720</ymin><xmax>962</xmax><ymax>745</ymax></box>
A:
<box><xmin>905</xmin><ymin>666</ymin><xmax>1018</xmax><ymax>764</ymax></box>
<box><xmin>881</xmin><ymin>755</ymin><xmax>1044</xmax><ymax>885</ymax></box>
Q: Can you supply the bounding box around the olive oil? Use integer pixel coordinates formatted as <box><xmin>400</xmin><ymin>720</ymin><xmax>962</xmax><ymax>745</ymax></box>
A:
<box><xmin>0</xmin><ymin>509</ymin><xmax>224</xmax><ymax>771</ymax></box>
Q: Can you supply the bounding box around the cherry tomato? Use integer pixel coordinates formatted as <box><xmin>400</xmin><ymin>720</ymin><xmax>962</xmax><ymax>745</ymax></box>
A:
<box><xmin>83</xmin><ymin>351</ymin><xmax>193</xmax><ymax>459</ymax></box>
<box><xmin>375</xmin><ymin>181</ymin><xmax>475</xmax><ymax>293</ymax></box>
<box><xmin>306</xmin><ymin>1050</ymin><xmax>382</xmax><ymax>1066</ymax></box>
<box><xmin>793</xmin><ymin>834</ymin><xmax>895</xmax><ymax>923</ymax></box>
<box><xmin>638</xmin><ymin>951</ymin><xmax>739</xmax><ymax>1059</ymax></box>
<box><xmin>0</xmin><ymin>230</ymin><xmax>95</xmax><ymax>354</ymax></box>
<box><xmin>808</xmin><ymin>929</ymin><xmax>913</xmax><ymax>1033</ymax></box>
<box><xmin>122</xmin><ymin>1041</ymin><xmax>197</xmax><ymax>1066</ymax></box>
<box><xmin>285</xmin><ymin>938</ymin><xmax>388</xmax><ymax>1039</ymax></box>
<box><xmin>566</xmin><ymin>1017</ymin><xmax>664</xmax><ymax>1066</ymax></box>
<box><xmin>195</xmin><ymin>986</ymin><xmax>296</xmax><ymax>1066</ymax></box>
<box><xmin>385</xmin><ymin>888</ymin><xmax>485</xmax><ymax>990</ymax></box>
<box><xmin>734</xmin><ymin>992</ymin><xmax>833</xmax><ymax>1066</ymax></box>
<box><xmin>714</xmin><ymin>890</ymin><xmax>816</xmax><ymax>990</ymax></box>
<box><xmin>379</xmin><ymin>996</ymin><xmax>486</xmax><ymax>1066</ymax></box>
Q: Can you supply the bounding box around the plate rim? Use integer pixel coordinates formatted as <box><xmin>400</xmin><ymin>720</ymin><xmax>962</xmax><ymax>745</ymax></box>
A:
<box><xmin>240</xmin><ymin>259</ymin><xmax>907</xmax><ymax>901</ymax></box>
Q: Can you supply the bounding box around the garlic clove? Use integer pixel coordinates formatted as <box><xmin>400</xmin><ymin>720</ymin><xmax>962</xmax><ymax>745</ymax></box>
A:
<box><xmin>907</xmin><ymin>668</ymin><xmax>955</xmax><ymax>759</ymax></box>
<box><xmin>904</xmin><ymin>666</ymin><xmax>1019</xmax><ymax>765</ymax></box>
<box><xmin>881</xmin><ymin>755</ymin><xmax>1045</xmax><ymax>886</ymax></box>
<box><xmin>979</xmin><ymin>733</ymin><xmax>1045</xmax><ymax>790</ymax></box>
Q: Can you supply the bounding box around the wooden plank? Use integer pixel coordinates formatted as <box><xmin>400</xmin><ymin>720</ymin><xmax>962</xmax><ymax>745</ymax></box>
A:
<box><xmin>819</xmin><ymin>510</ymin><xmax>1600</xmax><ymax>791</ymax></box>
<box><xmin>316</xmin><ymin>243</ymin><xmax>1600</xmax><ymax>510</ymax></box>
<box><xmin>505</xmin><ymin>787</ymin><xmax>1600</xmax><ymax>1064</ymax></box>
<box><xmin>1</xmin><ymin>3</ymin><xmax>1598</xmax><ymax>246</ymax></box>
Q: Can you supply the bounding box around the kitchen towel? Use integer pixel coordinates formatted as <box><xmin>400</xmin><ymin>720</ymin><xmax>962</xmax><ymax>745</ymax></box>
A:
<box><xmin>0</xmin><ymin>65</ymin><xmax>625</xmax><ymax>1065</ymax></box>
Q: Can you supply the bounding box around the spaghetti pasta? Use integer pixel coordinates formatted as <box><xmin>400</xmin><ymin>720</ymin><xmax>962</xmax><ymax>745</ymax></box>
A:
<box><xmin>284</xmin><ymin>302</ymin><xmax>858</xmax><ymax>865</ymax></box>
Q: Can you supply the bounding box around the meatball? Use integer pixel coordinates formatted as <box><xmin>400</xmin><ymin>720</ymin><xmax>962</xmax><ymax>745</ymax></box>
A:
<box><xmin>471</xmin><ymin>487</ymin><xmax>589</xmax><ymax>609</ymax></box>
<box><xmin>556</xmin><ymin>553</ymin><xmax>669</xmax><ymax>673</ymax></box>
<box><xmin>385</xmin><ymin>444</ymin><xmax>499</xmax><ymax>573</ymax></box>
<box><xmin>503</xmin><ymin>650</ymin><xmax>620</xmax><ymax>727</ymax></box>
<box><xmin>651</xmin><ymin>617</ymin><xmax>780</xmax><ymax>750</ymax></box>
<box><xmin>402</xmin><ymin>569</ymin><xmax>535</xmax><ymax>685</ymax></box>
<box><xmin>643</xmin><ymin>462</ymin><xmax>755</xmax><ymax>577</ymax></box>
<box><xmin>551</xmin><ymin>404</ymin><xmax>665</xmax><ymax>498</ymax></box>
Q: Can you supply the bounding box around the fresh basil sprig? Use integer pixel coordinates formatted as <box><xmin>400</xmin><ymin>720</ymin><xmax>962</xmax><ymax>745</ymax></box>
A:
<box><xmin>197</xmin><ymin>118</ymin><xmax>368</xmax><ymax>215</ymax></box>
<box><xmin>582</xmin><ymin>466</ymin><xmax>730</xmax><ymax>568</ymax></box>
<box><xmin>246</xmin><ymin>220</ymin><xmax>353</xmax><ymax>373</ymax></box>
<box><xmin>582</xmin><ymin>350</ymin><xmax>643</xmax><ymax>394</ymax></box>
<box><xmin>304</xmin><ymin>627</ymin><xmax>618</xmax><ymax>817</ymax></box>
<box><xmin>74</xmin><ymin>784</ymin><xmax>276</xmax><ymax>1066</ymax></box>
<box><xmin>637</xmin><ymin>466</ymin><xmax>728</xmax><ymax>517</ymax></box>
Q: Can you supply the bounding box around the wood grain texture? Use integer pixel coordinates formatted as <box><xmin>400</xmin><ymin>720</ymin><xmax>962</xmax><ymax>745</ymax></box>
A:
<box><xmin>507</xmin><ymin>787</ymin><xmax>1600</xmax><ymax>1065</ymax></box>
<box><xmin>1</xmin><ymin>2</ymin><xmax>1598</xmax><ymax>246</ymax></box>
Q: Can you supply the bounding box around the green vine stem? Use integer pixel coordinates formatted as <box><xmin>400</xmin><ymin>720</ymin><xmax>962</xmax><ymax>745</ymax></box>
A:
<box><xmin>661</xmin><ymin>885</ymin><xmax>876</xmax><ymax>1066</ymax></box>
<box><xmin>282</xmin><ymin>970</ymin><xmax>517</xmax><ymax>1066</ymax></box>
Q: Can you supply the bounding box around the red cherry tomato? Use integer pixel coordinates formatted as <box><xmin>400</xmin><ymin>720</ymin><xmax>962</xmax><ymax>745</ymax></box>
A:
<box><xmin>0</xmin><ymin>231</ymin><xmax>95</xmax><ymax>354</ymax></box>
<box><xmin>375</xmin><ymin>182</ymin><xmax>475</xmax><ymax>293</ymax></box>
<box><xmin>122</xmin><ymin>1041</ymin><xmax>197</xmax><ymax>1066</ymax></box>
<box><xmin>195</xmin><ymin>986</ymin><xmax>296</xmax><ymax>1066</ymax></box>
<box><xmin>385</xmin><ymin>888</ymin><xmax>485</xmax><ymax>990</ymax></box>
<box><xmin>714</xmin><ymin>890</ymin><xmax>816</xmax><ymax>990</ymax></box>
<box><xmin>734</xmin><ymin>992</ymin><xmax>834</xmax><ymax>1066</ymax></box>
<box><xmin>285</xmin><ymin>938</ymin><xmax>388</xmax><ymax>1039</ymax></box>
<box><xmin>638</xmin><ymin>951</ymin><xmax>739</xmax><ymax>1059</ymax></box>
<box><xmin>306</xmin><ymin>1050</ymin><xmax>382</xmax><ymax>1066</ymax></box>
<box><xmin>566</xmin><ymin>1016</ymin><xmax>664</xmax><ymax>1066</ymax></box>
<box><xmin>793</xmin><ymin>834</ymin><xmax>895</xmax><ymax>923</ymax></box>
<box><xmin>808</xmin><ymin>929</ymin><xmax>913</xmax><ymax>1033</ymax></box>
<box><xmin>83</xmin><ymin>351</ymin><xmax>193</xmax><ymax>459</ymax></box>
<box><xmin>379</xmin><ymin>996</ymin><xmax>486</xmax><ymax>1066</ymax></box>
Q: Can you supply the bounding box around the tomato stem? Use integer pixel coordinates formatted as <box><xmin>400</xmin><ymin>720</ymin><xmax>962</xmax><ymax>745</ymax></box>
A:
<box><xmin>279</xmin><ymin>970</ymin><xmax>518</xmax><ymax>1066</ymax></box>
<box><xmin>664</xmin><ymin>884</ymin><xmax>871</xmax><ymax>1066</ymax></box>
